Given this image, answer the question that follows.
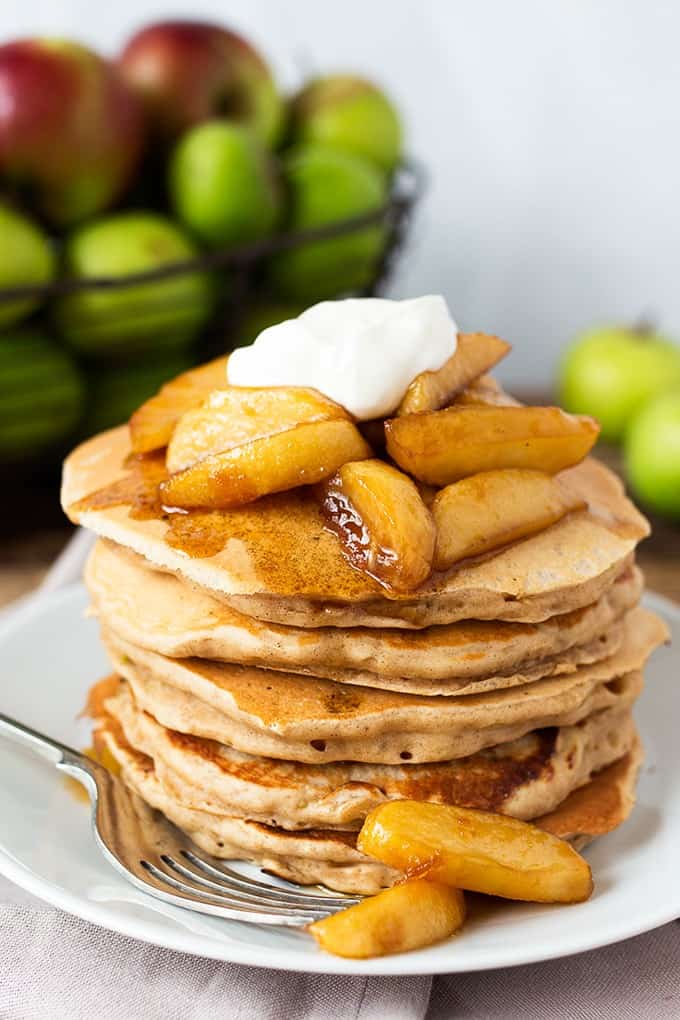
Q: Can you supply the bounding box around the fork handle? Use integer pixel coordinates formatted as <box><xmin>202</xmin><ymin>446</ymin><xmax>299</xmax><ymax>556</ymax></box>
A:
<box><xmin>0</xmin><ymin>711</ymin><xmax>90</xmax><ymax>770</ymax></box>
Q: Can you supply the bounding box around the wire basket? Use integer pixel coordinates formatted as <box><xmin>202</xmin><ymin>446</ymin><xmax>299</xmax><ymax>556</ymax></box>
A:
<box><xmin>0</xmin><ymin>161</ymin><xmax>423</xmax><ymax>481</ymax></box>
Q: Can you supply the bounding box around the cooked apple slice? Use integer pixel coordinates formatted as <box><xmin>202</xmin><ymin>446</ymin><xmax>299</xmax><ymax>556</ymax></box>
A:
<box><xmin>432</xmin><ymin>469</ymin><xmax>587</xmax><ymax>570</ymax></box>
<box><xmin>161</xmin><ymin>419</ymin><xmax>371</xmax><ymax>508</ymax></box>
<box><xmin>129</xmin><ymin>356</ymin><xmax>229</xmax><ymax>454</ymax></box>
<box><xmin>397</xmin><ymin>333</ymin><xmax>511</xmax><ymax>415</ymax></box>
<box><xmin>308</xmin><ymin>879</ymin><xmax>465</xmax><ymax>958</ymax></box>
<box><xmin>321</xmin><ymin>459</ymin><xmax>436</xmax><ymax>592</ymax></box>
<box><xmin>358</xmin><ymin>801</ymin><xmax>593</xmax><ymax>904</ymax></box>
<box><xmin>167</xmin><ymin>386</ymin><xmax>351</xmax><ymax>474</ymax></box>
<box><xmin>385</xmin><ymin>405</ymin><xmax>600</xmax><ymax>486</ymax></box>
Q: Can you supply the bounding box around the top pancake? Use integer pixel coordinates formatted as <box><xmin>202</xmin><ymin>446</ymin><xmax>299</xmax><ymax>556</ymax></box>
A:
<box><xmin>62</xmin><ymin>424</ymin><xmax>649</xmax><ymax>628</ymax></box>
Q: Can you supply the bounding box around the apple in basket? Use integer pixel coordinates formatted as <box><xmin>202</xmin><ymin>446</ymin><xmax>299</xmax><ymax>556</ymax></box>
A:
<box><xmin>118</xmin><ymin>20</ymin><xmax>283</xmax><ymax>147</ymax></box>
<box><xmin>0</xmin><ymin>39</ymin><xmax>144</xmax><ymax>227</ymax></box>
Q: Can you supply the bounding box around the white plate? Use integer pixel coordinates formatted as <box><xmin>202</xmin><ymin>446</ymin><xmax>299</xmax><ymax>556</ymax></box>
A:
<box><xmin>0</xmin><ymin>584</ymin><xmax>678</xmax><ymax>976</ymax></box>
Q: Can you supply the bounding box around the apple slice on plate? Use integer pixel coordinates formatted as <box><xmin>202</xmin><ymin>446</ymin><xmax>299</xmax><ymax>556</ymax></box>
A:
<box><xmin>358</xmin><ymin>801</ymin><xmax>593</xmax><ymax>904</ymax></box>
<box><xmin>308</xmin><ymin>879</ymin><xmax>465</xmax><ymax>959</ymax></box>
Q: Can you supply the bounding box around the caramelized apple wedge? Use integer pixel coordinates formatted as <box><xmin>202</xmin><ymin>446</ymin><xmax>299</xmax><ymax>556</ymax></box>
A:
<box><xmin>308</xmin><ymin>879</ymin><xmax>465</xmax><ymax>958</ymax></box>
<box><xmin>161</xmin><ymin>419</ymin><xmax>371</xmax><ymax>508</ymax></box>
<box><xmin>167</xmin><ymin>386</ymin><xmax>350</xmax><ymax>474</ymax></box>
<box><xmin>129</xmin><ymin>356</ymin><xmax>229</xmax><ymax>454</ymax></box>
<box><xmin>385</xmin><ymin>406</ymin><xmax>600</xmax><ymax>486</ymax></box>
<box><xmin>358</xmin><ymin>801</ymin><xmax>593</xmax><ymax>904</ymax></box>
<box><xmin>397</xmin><ymin>333</ymin><xmax>510</xmax><ymax>415</ymax></box>
<box><xmin>432</xmin><ymin>469</ymin><xmax>587</xmax><ymax>570</ymax></box>
<box><xmin>321</xmin><ymin>459</ymin><xmax>436</xmax><ymax>593</ymax></box>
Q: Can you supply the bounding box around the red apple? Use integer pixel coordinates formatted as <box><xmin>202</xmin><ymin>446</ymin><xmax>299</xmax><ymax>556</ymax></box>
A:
<box><xmin>0</xmin><ymin>39</ymin><xmax>144</xmax><ymax>228</ymax></box>
<box><xmin>119</xmin><ymin>20</ymin><xmax>283</xmax><ymax>147</ymax></box>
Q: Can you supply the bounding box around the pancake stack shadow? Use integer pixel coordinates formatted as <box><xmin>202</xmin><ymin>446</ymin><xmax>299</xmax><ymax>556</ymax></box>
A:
<box><xmin>63</xmin><ymin>422</ymin><xmax>669</xmax><ymax>892</ymax></box>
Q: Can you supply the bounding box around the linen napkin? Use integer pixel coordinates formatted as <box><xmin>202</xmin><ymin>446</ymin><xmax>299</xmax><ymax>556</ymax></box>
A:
<box><xmin>1</xmin><ymin>876</ymin><xmax>679</xmax><ymax>1019</ymax></box>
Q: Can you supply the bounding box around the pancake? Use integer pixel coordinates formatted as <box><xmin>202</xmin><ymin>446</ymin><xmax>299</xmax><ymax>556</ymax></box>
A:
<box><xmin>97</xmin><ymin>707</ymin><xmax>643</xmax><ymax>894</ymax></box>
<box><xmin>101</xmin><ymin>607</ymin><xmax>666</xmax><ymax>764</ymax></box>
<box><xmin>539</xmin><ymin>736</ymin><xmax>643</xmax><ymax>850</ymax></box>
<box><xmin>62</xmin><ymin>426</ymin><xmax>649</xmax><ymax>628</ymax></box>
<box><xmin>86</xmin><ymin>539</ymin><xmax>642</xmax><ymax>695</ymax></box>
<box><xmin>103</xmin><ymin>677</ymin><xmax>638</xmax><ymax>831</ymax></box>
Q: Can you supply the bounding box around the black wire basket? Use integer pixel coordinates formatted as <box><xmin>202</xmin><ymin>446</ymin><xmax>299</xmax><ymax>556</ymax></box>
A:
<box><xmin>0</xmin><ymin>161</ymin><xmax>422</xmax><ymax>475</ymax></box>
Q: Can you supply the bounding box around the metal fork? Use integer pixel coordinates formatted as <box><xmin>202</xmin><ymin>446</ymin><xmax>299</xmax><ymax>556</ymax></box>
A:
<box><xmin>0</xmin><ymin>711</ymin><xmax>360</xmax><ymax>926</ymax></box>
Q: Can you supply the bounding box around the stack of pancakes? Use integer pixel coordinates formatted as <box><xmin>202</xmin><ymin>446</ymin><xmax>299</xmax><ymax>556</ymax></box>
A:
<box><xmin>62</xmin><ymin>423</ymin><xmax>667</xmax><ymax>894</ymax></box>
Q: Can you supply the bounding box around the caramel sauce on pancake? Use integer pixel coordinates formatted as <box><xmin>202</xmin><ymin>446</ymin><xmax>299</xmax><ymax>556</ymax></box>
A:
<box><xmin>74</xmin><ymin>448</ymin><xmax>382</xmax><ymax>598</ymax></box>
<box><xmin>65</xmin><ymin>675</ymin><xmax>124</xmax><ymax>802</ymax></box>
<box><xmin>78</xmin><ymin>453</ymin><xmax>167</xmax><ymax>521</ymax></box>
<box><xmin>82</xmin><ymin>674</ymin><xmax>125</xmax><ymax>718</ymax></box>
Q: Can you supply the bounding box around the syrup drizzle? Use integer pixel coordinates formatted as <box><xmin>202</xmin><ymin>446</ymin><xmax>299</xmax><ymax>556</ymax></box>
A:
<box><xmin>75</xmin><ymin>452</ymin><xmax>235</xmax><ymax>559</ymax></box>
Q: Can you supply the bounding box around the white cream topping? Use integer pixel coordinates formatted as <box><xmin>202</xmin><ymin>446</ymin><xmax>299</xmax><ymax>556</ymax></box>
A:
<box><xmin>226</xmin><ymin>296</ymin><xmax>458</xmax><ymax>420</ymax></box>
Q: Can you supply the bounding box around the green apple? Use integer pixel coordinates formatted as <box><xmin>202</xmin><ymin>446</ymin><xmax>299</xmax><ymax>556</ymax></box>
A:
<box><xmin>82</xmin><ymin>353</ymin><xmax>193</xmax><ymax>436</ymax></box>
<box><xmin>168</xmin><ymin>121</ymin><xmax>280</xmax><ymax>247</ymax></box>
<box><xmin>0</xmin><ymin>204</ymin><xmax>55</xmax><ymax>329</ymax></box>
<box><xmin>0</xmin><ymin>328</ymin><xmax>84</xmax><ymax>461</ymax></box>
<box><xmin>559</xmin><ymin>325</ymin><xmax>680</xmax><ymax>442</ymax></box>
<box><xmin>233</xmin><ymin>300</ymin><xmax>306</xmax><ymax>348</ymax></box>
<box><xmin>54</xmin><ymin>211</ymin><xmax>214</xmax><ymax>359</ymax></box>
<box><xmin>625</xmin><ymin>393</ymin><xmax>680</xmax><ymax>520</ymax></box>
<box><xmin>268</xmin><ymin>144</ymin><xmax>387</xmax><ymax>302</ymax></box>
<box><xmin>290</xmin><ymin>75</ymin><xmax>403</xmax><ymax>172</ymax></box>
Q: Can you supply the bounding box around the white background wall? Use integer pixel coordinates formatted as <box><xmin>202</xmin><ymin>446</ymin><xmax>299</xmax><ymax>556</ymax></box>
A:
<box><xmin>4</xmin><ymin>0</ymin><xmax>679</xmax><ymax>389</ymax></box>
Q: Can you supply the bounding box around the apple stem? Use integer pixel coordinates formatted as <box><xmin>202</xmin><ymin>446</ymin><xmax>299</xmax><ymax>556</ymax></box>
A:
<box><xmin>633</xmin><ymin>315</ymin><xmax>656</xmax><ymax>338</ymax></box>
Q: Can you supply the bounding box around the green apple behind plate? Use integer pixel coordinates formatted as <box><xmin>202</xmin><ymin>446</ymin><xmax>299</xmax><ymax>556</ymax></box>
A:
<box><xmin>54</xmin><ymin>211</ymin><xmax>214</xmax><ymax>359</ymax></box>
<box><xmin>290</xmin><ymin>75</ymin><xmax>403</xmax><ymax>172</ymax></box>
<box><xmin>169</xmin><ymin>121</ymin><xmax>280</xmax><ymax>247</ymax></box>
<box><xmin>0</xmin><ymin>204</ymin><xmax>55</xmax><ymax>329</ymax></box>
<box><xmin>82</xmin><ymin>353</ymin><xmax>193</xmax><ymax>436</ymax></box>
<box><xmin>559</xmin><ymin>325</ymin><xmax>680</xmax><ymax>442</ymax></box>
<box><xmin>268</xmin><ymin>144</ymin><xmax>387</xmax><ymax>302</ymax></box>
<box><xmin>0</xmin><ymin>328</ymin><xmax>84</xmax><ymax>461</ymax></box>
<box><xmin>625</xmin><ymin>392</ymin><xmax>680</xmax><ymax>520</ymax></box>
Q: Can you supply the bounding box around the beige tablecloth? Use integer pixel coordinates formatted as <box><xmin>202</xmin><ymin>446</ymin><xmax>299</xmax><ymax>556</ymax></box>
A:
<box><xmin>1</xmin><ymin>876</ymin><xmax>679</xmax><ymax>1019</ymax></box>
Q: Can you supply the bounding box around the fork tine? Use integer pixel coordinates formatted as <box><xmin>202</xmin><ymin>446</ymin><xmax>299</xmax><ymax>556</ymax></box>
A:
<box><xmin>160</xmin><ymin>854</ymin><xmax>340</xmax><ymax>914</ymax></box>
<box><xmin>181</xmin><ymin>851</ymin><xmax>361</xmax><ymax>908</ymax></box>
<box><xmin>161</xmin><ymin>852</ymin><xmax>350</xmax><ymax>918</ymax></box>
<box><xmin>141</xmin><ymin>859</ymin><xmax>329</xmax><ymax>923</ymax></box>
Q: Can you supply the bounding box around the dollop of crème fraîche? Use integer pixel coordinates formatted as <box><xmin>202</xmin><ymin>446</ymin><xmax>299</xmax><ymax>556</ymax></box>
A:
<box><xmin>227</xmin><ymin>295</ymin><xmax>458</xmax><ymax>420</ymax></box>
